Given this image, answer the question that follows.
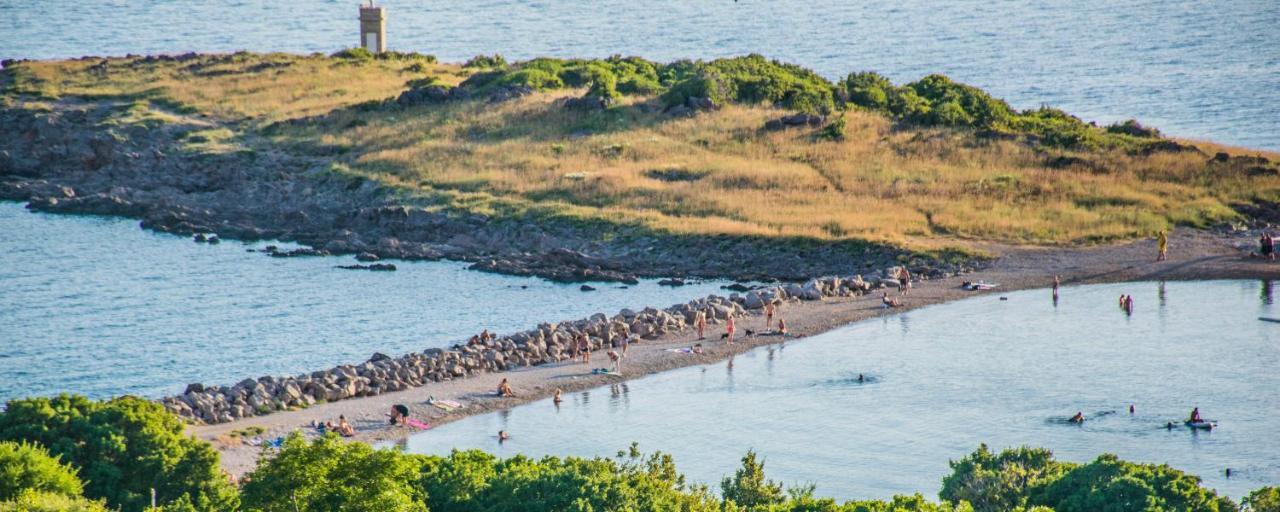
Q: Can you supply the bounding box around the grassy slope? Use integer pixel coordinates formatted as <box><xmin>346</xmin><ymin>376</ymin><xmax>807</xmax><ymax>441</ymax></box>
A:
<box><xmin>4</xmin><ymin>52</ymin><xmax>1279</xmax><ymax>253</ymax></box>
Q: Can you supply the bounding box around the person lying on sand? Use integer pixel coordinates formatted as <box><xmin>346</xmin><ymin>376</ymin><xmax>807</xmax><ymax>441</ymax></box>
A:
<box><xmin>389</xmin><ymin>404</ymin><xmax>409</xmax><ymax>425</ymax></box>
<box><xmin>497</xmin><ymin>378</ymin><xmax>516</xmax><ymax>398</ymax></box>
<box><xmin>692</xmin><ymin>343</ymin><xmax>704</xmax><ymax>354</ymax></box>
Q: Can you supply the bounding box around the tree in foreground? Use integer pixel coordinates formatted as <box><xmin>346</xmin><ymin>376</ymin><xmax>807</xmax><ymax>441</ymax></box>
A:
<box><xmin>0</xmin><ymin>394</ymin><xmax>238</xmax><ymax>512</ymax></box>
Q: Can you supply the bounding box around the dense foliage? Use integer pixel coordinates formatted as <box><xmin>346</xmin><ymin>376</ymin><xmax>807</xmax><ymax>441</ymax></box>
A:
<box><xmin>1244</xmin><ymin>487</ymin><xmax>1280</xmax><ymax>512</ymax></box>
<box><xmin>0</xmin><ymin>394</ymin><xmax>238</xmax><ymax>512</ymax></box>
<box><xmin>416</xmin><ymin>53</ymin><xmax>1168</xmax><ymax>150</ymax></box>
<box><xmin>0</xmin><ymin>441</ymin><xmax>83</xmax><ymax>502</ymax></box>
<box><xmin>0</xmin><ymin>395</ymin><xmax>1268</xmax><ymax>512</ymax></box>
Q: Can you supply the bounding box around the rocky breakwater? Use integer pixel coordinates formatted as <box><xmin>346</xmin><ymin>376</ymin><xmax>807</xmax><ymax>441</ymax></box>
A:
<box><xmin>161</xmin><ymin>271</ymin><xmax>916</xmax><ymax>424</ymax></box>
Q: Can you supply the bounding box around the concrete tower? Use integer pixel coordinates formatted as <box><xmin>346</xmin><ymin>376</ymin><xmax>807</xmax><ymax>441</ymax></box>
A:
<box><xmin>359</xmin><ymin>1</ymin><xmax>386</xmax><ymax>54</ymax></box>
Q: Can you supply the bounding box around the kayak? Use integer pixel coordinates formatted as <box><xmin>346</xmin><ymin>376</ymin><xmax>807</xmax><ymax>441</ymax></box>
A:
<box><xmin>1260</xmin><ymin>317</ymin><xmax>1280</xmax><ymax>323</ymax></box>
<box><xmin>1185</xmin><ymin>420</ymin><xmax>1214</xmax><ymax>430</ymax></box>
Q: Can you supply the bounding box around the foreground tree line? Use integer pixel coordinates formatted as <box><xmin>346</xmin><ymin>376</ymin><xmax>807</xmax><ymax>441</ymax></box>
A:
<box><xmin>0</xmin><ymin>395</ymin><xmax>1276</xmax><ymax>511</ymax></box>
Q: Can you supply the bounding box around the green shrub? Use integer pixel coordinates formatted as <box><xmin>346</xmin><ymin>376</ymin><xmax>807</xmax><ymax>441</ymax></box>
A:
<box><xmin>617</xmin><ymin>75</ymin><xmax>664</xmax><ymax>95</ymax></box>
<box><xmin>1032</xmin><ymin>453</ymin><xmax>1237</xmax><ymax>512</ymax></box>
<box><xmin>721</xmin><ymin>450</ymin><xmax>786</xmax><ymax>509</ymax></box>
<box><xmin>843</xmin><ymin>71</ymin><xmax>893</xmax><ymax>109</ymax></box>
<box><xmin>0</xmin><ymin>490</ymin><xmax>107</xmax><ymax>512</ymax></box>
<box><xmin>463</xmin><ymin>54</ymin><xmax>507</xmax><ymax>69</ymax></box>
<box><xmin>495</xmin><ymin>68</ymin><xmax>564</xmax><ymax>91</ymax></box>
<box><xmin>240</xmin><ymin>433</ymin><xmax>427</xmax><ymax>512</ymax></box>
<box><xmin>1244</xmin><ymin>487</ymin><xmax>1280</xmax><ymax>512</ymax></box>
<box><xmin>817</xmin><ymin>115</ymin><xmax>847</xmax><ymax>141</ymax></box>
<box><xmin>585</xmin><ymin>65</ymin><xmax>620</xmax><ymax>100</ymax></box>
<box><xmin>939</xmin><ymin>445</ymin><xmax>1075</xmax><ymax>512</ymax></box>
<box><xmin>329</xmin><ymin>47</ymin><xmax>374</xmax><ymax>61</ymax></box>
<box><xmin>905</xmin><ymin>74</ymin><xmax>1014</xmax><ymax>129</ymax></box>
<box><xmin>0</xmin><ymin>394</ymin><xmax>238</xmax><ymax>512</ymax></box>
<box><xmin>0</xmin><ymin>441</ymin><xmax>83</xmax><ymax>501</ymax></box>
<box><xmin>662</xmin><ymin>69</ymin><xmax>735</xmax><ymax>108</ymax></box>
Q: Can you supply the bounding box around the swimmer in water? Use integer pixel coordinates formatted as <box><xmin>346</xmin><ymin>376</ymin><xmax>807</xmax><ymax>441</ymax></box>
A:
<box><xmin>553</xmin><ymin>388</ymin><xmax>562</xmax><ymax>405</ymax></box>
<box><xmin>498</xmin><ymin>430</ymin><xmax>510</xmax><ymax>442</ymax></box>
<box><xmin>1070</xmin><ymin>411</ymin><xmax>1085</xmax><ymax>423</ymax></box>
<box><xmin>857</xmin><ymin>373</ymin><xmax>865</xmax><ymax>383</ymax></box>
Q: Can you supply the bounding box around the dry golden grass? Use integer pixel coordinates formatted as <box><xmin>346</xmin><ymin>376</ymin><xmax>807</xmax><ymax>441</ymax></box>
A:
<box><xmin>6</xmin><ymin>53</ymin><xmax>1280</xmax><ymax>250</ymax></box>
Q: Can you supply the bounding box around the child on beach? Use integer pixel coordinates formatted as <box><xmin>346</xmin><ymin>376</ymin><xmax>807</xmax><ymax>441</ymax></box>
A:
<box><xmin>553</xmin><ymin>388</ymin><xmax>562</xmax><ymax>404</ymax></box>
<box><xmin>725</xmin><ymin>316</ymin><xmax>736</xmax><ymax>344</ymax></box>
<box><xmin>579</xmin><ymin>333</ymin><xmax>591</xmax><ymax>365</ymax></box>
<box><xmin>695</xmin><ymin>310</ymin><xmax>707</xmax><ymax>339</ymax></box>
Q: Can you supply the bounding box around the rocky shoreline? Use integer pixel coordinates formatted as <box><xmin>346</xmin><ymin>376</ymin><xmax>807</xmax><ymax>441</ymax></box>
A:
<box><xmin>0</xmin><ymin>98</ymin><xmax>967</xmax><ymax>286</ymax></box>
<box><xmin>163</xmin><ymin>273</ymin><xmax>898</xmax><ymax>424</ymax></box>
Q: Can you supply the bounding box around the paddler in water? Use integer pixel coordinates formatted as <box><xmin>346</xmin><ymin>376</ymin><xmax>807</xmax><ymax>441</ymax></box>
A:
<box><xmin>1069</xmin><ymin>411</ymin><xmax>1085</xmax><ymax>423</ymax></box>
<box><xmin>1189</xmin><ymin>407</ymin><xmax>1202</xmax><ymax>423</ymax></box>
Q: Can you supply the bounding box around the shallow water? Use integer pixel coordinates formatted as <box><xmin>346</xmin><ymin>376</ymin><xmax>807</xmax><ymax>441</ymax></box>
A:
<box><xmin>2</xmin><ymin>1</ymin><xmax>1277</xmax><ymax>150</ymax></box>
<box><xmin>404</xmin><ymin>280</ymin><xmax>1280</xmax><ymax>500</ymax></box>
<box><xmin>0</xmin><ymin>202</ymin><xmax>733</xmax><ymax>401</ymax></box>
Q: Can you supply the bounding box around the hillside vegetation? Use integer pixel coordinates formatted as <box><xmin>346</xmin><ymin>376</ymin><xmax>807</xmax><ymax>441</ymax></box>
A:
<box><xmin>3</xmin><ymin>51</ymin><xmax>1278</xmax><ymax>249</ymax></box>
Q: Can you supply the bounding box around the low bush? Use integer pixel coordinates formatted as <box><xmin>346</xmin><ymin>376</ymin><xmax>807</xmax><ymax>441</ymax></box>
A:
<box><xmin>463</xmin><ymin>54</ymin><xmax>507</xmax><ymax>69</ymax></box>
<box><xmin>0</xmin><ymin>441</ymin><xmax>83</xmax><ymax>501</ymax></box>
<box><xmin>329</xmin><ymin>47</ymin><xmax>374</xmax><ymax>61</ymax></box>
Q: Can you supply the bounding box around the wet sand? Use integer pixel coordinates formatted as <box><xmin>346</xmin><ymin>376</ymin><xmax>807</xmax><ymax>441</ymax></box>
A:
<box><xmin>196</xmin><ymin>228</ymin><xmax>1280</xmax><ymax>476</ymax></box>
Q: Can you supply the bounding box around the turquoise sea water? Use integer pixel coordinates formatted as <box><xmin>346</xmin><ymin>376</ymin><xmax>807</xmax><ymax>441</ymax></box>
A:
<box><xmin>1</xmin><ymin>1</ymin><xmax>1277</xmax><ymax>150</ymax></box>
<box><xmin>405</xmin><ymin>280</ymin><xmax>1280</xmax><ymax>500</ymax></box>
<box><xmin>0</xmin><ymin>202</ymin><xmax>733</xmax><ymax>402</ymax></box>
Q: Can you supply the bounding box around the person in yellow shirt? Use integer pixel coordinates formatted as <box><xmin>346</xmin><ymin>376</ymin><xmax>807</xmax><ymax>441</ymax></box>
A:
<box><xmin>1157</xmin><ymin>230</ymin><xmax>1168</xmax><ymax>261</ymax></box>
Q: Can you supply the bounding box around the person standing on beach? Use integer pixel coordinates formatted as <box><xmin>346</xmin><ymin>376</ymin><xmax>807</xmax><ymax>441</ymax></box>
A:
<box><xmin>764</xmin><ymin>301</ymin><xmax>776</xmax><ymax>330</ymax></box>
<box><xmin>579</xmin><ymin>333</ymin><xmax>591</xmax><ymax>365</ymax></box>
<box><xmin>1156</xmin><ymin>230</ymin><xmax>1168</xmax><ymax>261</ymax></box>
<box><xmin>695</xmin><ymin>310</ymin><xmax>707</xmax><ymax>339</ymax></box>
<box><xmin>726</xmin><ymin>316</ymin><xmax>736</xmax><ymax>344</ymax></box>
<box><xmin>898</xmin><ymin>267</ymin><xmax>912</xmax><ymax>295</ymax></box>
<box><xmin>1052</xmin><ymin>275</ymin><xmax>1061</xmax><ymax>299</ymax></box>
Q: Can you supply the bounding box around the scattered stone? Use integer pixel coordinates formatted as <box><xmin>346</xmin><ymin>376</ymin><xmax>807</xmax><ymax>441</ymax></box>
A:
<box><xmin>356</xmin><ymin>252</ymin><xmax>380</xmax><ymax>262</ymax></box>
<box><xmin>658</xmin><ymin>278</ymin><xmax>686</xmax><ymax>287</ymax></box>
<box><xmin>580</xmin><ymin>284</ymin><xmax>596</xmax><ymax>291</ymax></box>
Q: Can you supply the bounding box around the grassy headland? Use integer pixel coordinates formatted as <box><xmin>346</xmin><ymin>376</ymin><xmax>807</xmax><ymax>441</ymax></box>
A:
<box><xmin>3</xmin><ymin>50</ymin><xmax>1278</xmax><ymax>254</ymax></box>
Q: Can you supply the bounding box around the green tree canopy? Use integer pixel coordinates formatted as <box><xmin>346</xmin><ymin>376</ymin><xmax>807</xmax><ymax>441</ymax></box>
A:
<box><xmin>0</xmin><ymin>394</ymin><xmax>238</xmax><ymax>512</ymax></box>
<box><xmin>240</xmin><ymin>432</ymin><xmax>426</xmax><ymax>512</ymax></box>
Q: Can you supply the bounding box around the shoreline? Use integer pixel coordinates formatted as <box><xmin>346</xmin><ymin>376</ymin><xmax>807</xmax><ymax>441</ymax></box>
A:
<box><xmin>195</xmin><ymin>228</ymin><xmax>1280</xmax><ymax>477</ymax></box>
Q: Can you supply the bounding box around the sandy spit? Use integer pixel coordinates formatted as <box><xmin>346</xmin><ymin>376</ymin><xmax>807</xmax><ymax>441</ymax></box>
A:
<box><xmin>195</xmin><ymin>229</ymin><xmax>1280</xmax><ymax>476</ymax></box>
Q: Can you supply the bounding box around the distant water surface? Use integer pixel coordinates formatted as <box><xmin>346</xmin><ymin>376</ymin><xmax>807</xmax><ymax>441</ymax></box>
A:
<box><xmin>0</xmin><ymin>1</ymin><xmax>1276</xmax><ymax>150</ymax></box>
<box><xmin>0</xmin><ymin>202</ymin><xmax>733</xmax><ymax>402</ymax></box>
<box><xmin>406</xmin><ymin>280</ymin><xmax>1280</xmax><ymax>501</ymax></box>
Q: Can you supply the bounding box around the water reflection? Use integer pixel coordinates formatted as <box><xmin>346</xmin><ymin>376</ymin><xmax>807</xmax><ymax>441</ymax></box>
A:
<box><xmin>1262</xmin><ymin>280</ymin><xmax>1274</xmax><ymax>305</ymax></box>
